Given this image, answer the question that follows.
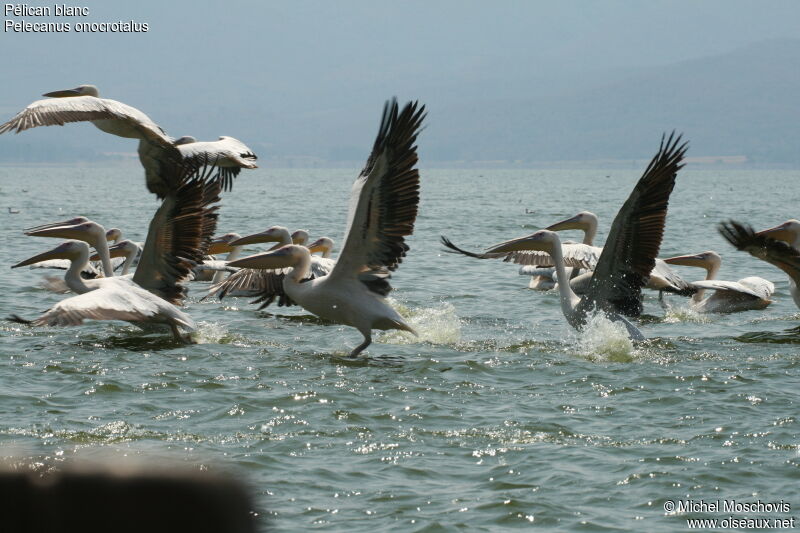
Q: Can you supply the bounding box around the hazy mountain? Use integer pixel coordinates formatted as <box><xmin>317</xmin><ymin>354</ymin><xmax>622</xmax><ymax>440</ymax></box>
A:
<box><xmin>1</xmin><ymin>38</ymin><xmax>797</xmax><ymax>165</ymax></box>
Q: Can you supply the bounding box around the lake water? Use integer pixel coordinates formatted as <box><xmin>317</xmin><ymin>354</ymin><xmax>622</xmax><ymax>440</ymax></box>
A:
<box><xmin>1</xmin><ymin>165</ymin><xmax>799</xmax><ymax>531</ymax></box>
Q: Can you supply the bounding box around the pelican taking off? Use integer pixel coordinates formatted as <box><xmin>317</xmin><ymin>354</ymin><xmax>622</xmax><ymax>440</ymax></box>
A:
<box><xmin>442</xmin><ymin>133</ymin><xmax>687</xmax><ymax>339</ymax></box>
<box><xmin>663</xmin><ymin>251</ymin><xmax>773</xmax><ymax>313</ymax></box>
<box><xmin>0</xmin><ymin>84</ymin><xmax>257</xmax><ymax>197</ymax></box>
<box><xmin>227</xmin><ymin>99</ymin><xmax>425</xmax><ymax>356</ymax></box>
<box><xmin>10</xmin><ymin>162</ymin><xmax>222</xmax><ymax>339</ymax></box>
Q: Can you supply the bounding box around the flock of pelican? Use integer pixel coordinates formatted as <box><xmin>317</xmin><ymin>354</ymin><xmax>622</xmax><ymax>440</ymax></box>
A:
<box><xmin>3</xmin><ymin>84</ymin><xmax>800</xmax><ymax>355</ymax></box>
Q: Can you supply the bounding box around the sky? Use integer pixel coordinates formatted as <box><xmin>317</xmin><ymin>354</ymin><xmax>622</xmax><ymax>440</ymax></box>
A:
<box><xmin>2</xmin><ymin>1</ymin><xmax>799</xmax><ymax>163</ymax></box>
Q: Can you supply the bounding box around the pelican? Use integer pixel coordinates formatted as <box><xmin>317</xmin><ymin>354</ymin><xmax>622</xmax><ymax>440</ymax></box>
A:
<box><xmin>663</xmin><ymin>251</ymin><xmax>773</xmax><ymax>312</ymax></box>
<box><xmin>442</xmin><ymin>133</ymin><xmax>687</xmax><ymax>339</ymax></box>
<box><xmin>204</xmin><ymin>228</ymin><xmax>334</xmax><ymax>302</ymax></box>
<box><xmin>90</xmin><ymin>240</ymin><xmax>143</xmax><ymax>276</ymax></box>
<box><xmin>453</xmin><ymin>209</ymin><xmax>691</xmax><ymax>296</ymax></box>
<box><xmin>719</xmin><ymin>220</ymin><xmax>800</xmax><ymax>309</ymax></box>
<box><xmin>0</xmin><ymin>84</ymin><xmax>257</xmax><ymax>197</ymax></box>
<box><xmin>192</xmin><ymin>233</ymin><xmax>243</xmax><ymax>282</ymax></box>
<box><xmin>9</xmin><ymin>163</ymin><xmax>222</xmax><ymax>339</ymax></box>
<box><xmin>225</xmin><ymin>99</ymin><xmax>425</xmax><ymax>356</ymax></box>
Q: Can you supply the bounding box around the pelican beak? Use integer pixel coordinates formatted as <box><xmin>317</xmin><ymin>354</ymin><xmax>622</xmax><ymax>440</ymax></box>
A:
<box><xmin>229</xmin><ymin>231</ymin><xmax>276</xmax><ymax>247</ymax></box>
<box><xmin>485</xmin><ymin>234</ymin><xmax>546</xmax><ymax>254</ymax></box>
<box><xmin>663</xmin><ymin>253</ymin><xmax>707</xmax><ymax>268</ymax></box>
<box><xmin>25</xmin><ymin>223</ymin><xmax>92</xmax><ymax>241</ymax></box>
<box><xmin>207</xmin><ymin>237</ymin><xmax>233</xmax><ymax>255</ymax></box>
<box><xmin>90</xmin><ymin>242</ymin><xmax>128</xmax><ymax>262</ymax></box>
<box><xmin>546</xmin><ymin>214</ymin><xmax>583</xmax><ymax>232</ymax></box>
<box><xmin>24</xmin><ymin>217</ymin><xmax>89</xmax><ymax>233</ymax></box>
<box><xmin>42</xmin><ymin>87</ymin><xmax>84</xmax><ymax>98</ymax></box>
<box><xmin>307</xmin><ymin>239</ymin><xmax>325</xmax><ymax>254</ymax></box>
<box><xmin>756</xmin><ymin>223</ymin><xmax>793</xmax><ymax>244</ymax></box>
<box><xmin>228</xmin><ymin>247</ymin><xmax>294</xmax><ymax>270</ymax></box>
<box><xmin>12</xmin><ymin>243</ymin><xmax>72</xmax><ymax>268</ymax></box>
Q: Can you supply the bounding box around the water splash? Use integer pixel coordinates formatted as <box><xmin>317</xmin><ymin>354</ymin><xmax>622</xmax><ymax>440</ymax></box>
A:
<box><xmin>570</xmin><ymin>313</ymin><xmax>635</xmax><ymax>362</ymax></box>
<box><xmin>378</xmin><ymin>300</ymin><xmax>462</xmax><ymax>345</ymax></box>
<box><xmin>662</xmin><ymin>305</ymin><xmax>711</xmax><ymax>324</ymax></box>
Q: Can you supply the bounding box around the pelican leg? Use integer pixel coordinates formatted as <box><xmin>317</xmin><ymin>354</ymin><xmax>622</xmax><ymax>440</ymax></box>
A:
<box><xmin>350</xmin><ymin>333</ymin><xmax>372</xmax><ymax>358</ymax></box>
<box><xmin>170</xmin><ymin>323</ymin><xmax>195</xmax><ymax>344</ymax></box>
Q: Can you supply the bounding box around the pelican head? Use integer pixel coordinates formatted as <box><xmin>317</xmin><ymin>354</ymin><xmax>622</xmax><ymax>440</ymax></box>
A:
<box><xmin>756</xmin><ymin>219</ymin><xmax>800</xmax><ymax>247</ymax></box>
<box><xmin>230</xmin><ymin>226</ymin><xmax>291</xmax><ymax>248</ymax></box>
<box><xmin>42</xmin><ymin>84</ymin><xmax>99</xmax><ymax>98</ymax></box>
<box><xmin>485</xmin><ymin>230</ymin><xmax>560</xmax><ymax>255</ymax></box>
<box><xmin>308</xmin><ymin>237</ymin><xmax>334</xmax><ymax>257</ymax></box>
<box><xmin>207</xmin><ymin>233</ymin><xmax>242</xmax><ymax>255</ymax></box>
<box><xmin>291</xmin><ymin>229</ymin><xmax>309</xmax><ymax>246</ymax></box>
<box><xmin>228</xmin><ymin>245</ymin><xmax>307</xmax><ymax>270</ymax></box>
<box><xmin>24</xmin><ymin>216</ymin><xmax>89</xmax><ymax>233</ymax></box>
<box><xmin>106</xmin><ymin>227</ymin><xmax>122</xmax><ymax>243</ymax></box>
<box><xmin>90</xmin><ymin>239</ymin><xmax>139</xmax><ymax>262</ymax></box>
<box><xmin>12</xmin><ymin>240</ymin><xmax>88</xmax><ymax>268</ymax></box>
<box><xmin>663</xmin><ymin>251</ymin><xmax>721</xmax><ymax>272</ymax></box>
<box><xmin>546</xmin><ymin>211</ymin><xmax>597</xmax><ymax>232</ymax></box>
<box><xmin>25</xmin><ymin>220</ymin><xmax>107</xmax><ymax>248</ymax></box>
<box><xmin>174</xmin><ymin>136</ymin><xmax>197</xmax><ymax>145</ymax></box>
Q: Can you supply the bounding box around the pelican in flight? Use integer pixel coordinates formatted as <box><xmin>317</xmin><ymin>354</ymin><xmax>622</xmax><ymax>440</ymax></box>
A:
<box><xmin>225</xmin><ymin>99</ymin><xmax>425</xmax><ymax>356</ymax></box>
<box><xmin>719</xmin><ymin>220</ymin><xmax>800</xmax><ymax>309</ymax></box>
<box><xmin>663</xmin><ymin>251</ymin><xmax>773</xmax><ymax>313</ymax></box>
<box><xmin>0</xmin><ymin>84</ymin><xmax>257</xmax><ymax>197</ymax></box>
<box><xmin>9</xmin><ymin>163</ymin><xmax>222</xmax><ymax>339</ymax></box>
<box><xmin>204</xmin><ymin>228</ymin><xmax>334</xmax><ymax>302</ymax></box>
<box><xmin>442</xmin><ymin>133</ymin><xmax>687</xmax><ymax>339</ymax></box>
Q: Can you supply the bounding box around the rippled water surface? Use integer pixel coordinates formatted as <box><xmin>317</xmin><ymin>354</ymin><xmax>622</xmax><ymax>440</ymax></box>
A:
<box><xmin>1</xmin><ymin>165</ymin><xmax>799</xmax><ymax>531</ymax></box>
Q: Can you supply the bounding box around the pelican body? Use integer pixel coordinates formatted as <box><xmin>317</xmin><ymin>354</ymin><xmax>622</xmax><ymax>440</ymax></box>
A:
<box><xmin>228</xmin><ymin>99</ymin><xmax>425</xmax><ymax>356</ymax></box>
<box><xmin>0</xmin><ymin>85</ymin><xmax>257</xmax><ymax>197</ymax></box>
<box><xmin>663</xmin><ymin>251</ymin><xmax>773</xmax><ymax>313</ymax></box>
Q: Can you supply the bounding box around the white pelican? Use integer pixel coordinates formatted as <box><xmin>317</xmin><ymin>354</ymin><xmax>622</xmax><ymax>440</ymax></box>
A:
<box><xmin>204</xmin><ymin>228</ymin><xmax>334</xmax><ymax>302</ymax></box>
<box><xmin>719</xmin><ymin>220</ymin><xmax>800</xmax><ymax>309</ymax></box>
<box><xmin>11</xmin><ymin>241</ymin><xmax>195</xmax><ymax>338</ymax></box>
<box><xmin>452</xmin><ymin>209</ymin><xmax>691</xmax><ymax>296</ymax></box>
<box><xmin>91</xmin><ymin>240</ymin><xmax>143</xmax><ymax>276</ymax></box>
<box><xmin>0</xmin><ymin>84</ymin><xmax>257</xmax><ymax>197</ymax></box>
<box><xmin>663</xmin><ymin>251</ymin><xmax>773</xmax><ymax>313</ymax></box>
<box><xmin>192</xmin><ymin>233</ymin><xmax>243</xmax><ymax>282</ymax></box>
<box><xmin>442</xmin><ymin>133</ymin><xmax>688</xmax><ymax>339</ymax></box>
<box><xmin>9</xmin><ymin>163</ymin><xmax>222</xmax><ymax>339</ymax></box>
<box><xmin>225</xmin><ymin>99</ymin><xmax>425</xmax><ymax>356</ymax></box>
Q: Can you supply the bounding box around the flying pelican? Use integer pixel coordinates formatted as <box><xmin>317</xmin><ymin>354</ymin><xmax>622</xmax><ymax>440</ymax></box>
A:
<box><xmin>442</xmin><ymin>133</ymin><xmax>687</xmax><ymax>339</ymax></box>
<box><xmin>225</xmin><ymin>99</ymin><xmax>425</xmax><ymax>356</ymax></box>
<box><xmin>204</xmin><ymin>228</ymin><xmax>334</xmax><ymax>302</ymax></box>
<box><xmin>663</xmin><ymin>251</ymin><xmax>773</xmax><ymax>312</ymax></box>
<box><xmin>0</xmin><ymin>84</ymin><xmax>257</xmax><ymax>197</ymax></box>
<box><xmin>719</xmin><ymin>220</ymin><xmax>800</xmax><ymax>309</ymax></box>
<box><xmin>9</xmin><ymin>163</ymin><xmax>222</xmax><ymax>339</ymax></box>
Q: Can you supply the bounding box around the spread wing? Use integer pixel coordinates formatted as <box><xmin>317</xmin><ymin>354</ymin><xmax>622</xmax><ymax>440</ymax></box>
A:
<box><xmin>0</xmin><ymin>95</ymin><xmax>170</xmax><ymax>144</ymax></box>
<box><xmin>205</xmin><ymin>257</ymin><xmax>335</xmax><ymax>308</ymax></box>
<box><xmin>647</xmin><ymin>258</ymin><xmax>695</xmax><ymax>295</ymax></box>
<box><xmin>328</xmin><ymin>99</ymin><xmax>425</xmax><ymax>286</ymax></box>
<box><xmin>31</xmin><ymin>282</ymin><xmax>162</xmax><ymax>327</ymax></box>
<box><xmin>440</xmin><ymin>236</ymin><xmax>598</xmax><ymax>270</ymax></box>
<box><xmin>133</xmin><ymin>164</ymin><xmax>222</xmax><ymax>304</ymax></box>
<box><xmin>690</xmin><ymin>278</ymin><xmax>772</xmax><ymax>299</ymax></box>
<box><xmin>177</xmin><ymin>136</ymin><xmax>258</xmax><ymax>192</ymax></box>
<box><xmin>719</xmin><ymin>221</ymin><xmax>800</xmax><ymax>287</ymax></box>
<box><xmin>579</xmin><ymin>132</ymin><xmax>688</xmax><ymax>317</ymax></box>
